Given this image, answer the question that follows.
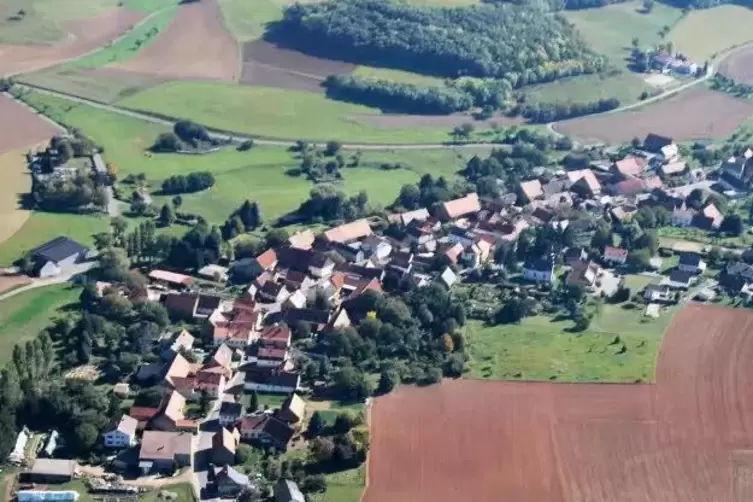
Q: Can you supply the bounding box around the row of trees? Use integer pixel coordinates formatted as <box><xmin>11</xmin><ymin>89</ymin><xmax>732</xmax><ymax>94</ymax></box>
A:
<box><xmin>515</xmin><ymin>97</ymin><xmax>620</xmax><ymax>123</ymax></box>
<box><xmin>271</xmin><ymin>0</ymin><xmax>604</xmax><ymax>82</ymax></box>
<box><xmin>152</xmin><ymin>120</ymin><xmax>215</xmax><ymax>152</ymax></box>
<box><xmin>324</xmin><ymin>75</ymin><xmax>474</xmax><ymax>114</ymax></box>
<box><xmin>160</xmin><ymin>171</ymin><xmax>216</xmax><ymax>194</ymax></box>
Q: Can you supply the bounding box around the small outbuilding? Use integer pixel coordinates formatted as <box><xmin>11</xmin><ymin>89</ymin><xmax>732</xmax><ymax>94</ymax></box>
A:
<box><xmin>27</xmin><ymin>459</ymin><xmax>77</xmax><ymax>483</ymax></box>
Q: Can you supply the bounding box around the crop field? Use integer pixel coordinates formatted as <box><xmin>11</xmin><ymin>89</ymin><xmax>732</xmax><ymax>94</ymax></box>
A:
<box><xmin>112</xmin><ymin>0</ymin><xmax>239</xmax><ymax>83</ymax></box>
<box><xmin>353</xmin><ymin>66</ymin><xmax>448</xmax><ymax>86</ymax></box>
<box><xmin>0</xmin><ymin>284</ymin><xmax>80</xmax><ymax>364</ymax></box>
<box><xmin>670</xmin><ymin>5</ymin><xmax>753</xmax><ymax>62</ymax></box>
<box><xmin>20</xmin><ymin>67</ymin><xmax>163</xmax><ymax>103</ymax></box>
<box><xmin>0</xmin><ymin>94</ymin><xmax>59</xmax><ymax>154</ymax></box>
<box><xmin>365</xmin><ymin>305</ymin><xmax>753</xmax><ymax>502</ymax></box>
<box><xmin>117</xmin><ymin>81</ymin><xmax>469</xmax><ymax>143</ymax></box>
<box><xmin>240</xmin><ymin>39</ymin><xmax>355</xmax><ymax>93</ymax></box>
<box><xmin>522</xmin><ymin>71</ymin><xmax>652</xmax><ymax>107</ymax></box>
<box><xmin>718</xmin><ymin>45</ymin><xmax>753</xmax><ymax>86</ymax></box>
<box><xmin>554</xmin><ymin>89</ymin><xmax>753</xmax><ymax>144</ymax></box>
<box><xmin>0</xmin><ymin>150</ymin><xmax>33</xmax><ymax>247</ymax></box>
<box><xmin>0</xmin><ymin>8</ymin><xmax>143</xmax><ymax>77</ymax></box>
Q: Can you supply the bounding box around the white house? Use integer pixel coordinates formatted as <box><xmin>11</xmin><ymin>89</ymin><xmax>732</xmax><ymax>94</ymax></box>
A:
<box><xmin>103</xmin><ymin>415</ymin><xmax>138</xmax><ymax>449</ymax></box>
<box><xmin>522</xmin><ymin>258</ymin><xmax>554</xmax><ymax>283</ymax></box>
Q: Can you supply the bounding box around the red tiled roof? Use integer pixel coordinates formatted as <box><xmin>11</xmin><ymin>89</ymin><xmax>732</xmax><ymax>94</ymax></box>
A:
<box><xmin>613</xmin><ymin>157</ymin><xmax>646</xmax><ymax>177</ymax></box>
<box><xmin>129</xmin><ymin>406</ymin><xmax>159</xmax><ymax>422</ymax></box>
<box><xmin>255</xmin><ymin>249</ymin><xmax>278</xmax><ymax>270</ymax></box>
<box><xmin>324</xmin><ymin>219</ymin><xmax>372</xmax><ymax>243</ymax></box>
<box><xmin>441</xmin><ymin>193</ymin><xmax>481</xmax><ymax>219</ymax></box>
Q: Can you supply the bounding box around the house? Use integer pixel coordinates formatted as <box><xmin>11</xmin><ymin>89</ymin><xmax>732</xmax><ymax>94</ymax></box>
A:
<box><xmin>195</xmin><ymin>294</ymin><xmax>222</xmax><ymax>318</ymax></box>
<box><xmin>388</xmin><ymin>251</ymin><xmax>413</xmax><ymax>276</ymax></box>
<box><xmin>643</xmin><ymin>133</ymin><xmax>674</xmax><ymax>154</ymax></box>
<box><xmin>148</xmin><ymin>269</ymin><xmax>192</xmax><ymax>289</ymax></box>
<box><xmin>610</xmin><ymin>157</ymin><xmax>646</xmax><ymax>179</ymax></box>
<box><xmin>564</xmin><ymin>247</ymin><xmax>588</xmax><ymax>266</ymax></box>
<box><xmin>211</xmin><ymin>428</ymin><xmax>238</xmax><ymax>466</ymax></box>
<box><xmin>197</xmin><ymin>264</ymin><xmax>229</xmax><ymax>282</ymax></box>
<box><xmin>677</xmin><ymin>253</ymin><xmax>706</xmax><ymax>274</ymax></box>
<box><xmin>213</xmin><ymin>309</ymin><xmax>262</xmax><ymax>348</ymax></box>
<box><xmin>694</xmin><ymin>203</ymin><xmax>724</xmax><ymax>230</ymax></box>
<box><xmin>258</xmin><ymin>281</ymin><xmax>291</xmax><ymax>304</ymax></box>
<box><xmin>660</xmin><ymin>161</ymin><xmax>688</xmax><ymax>178</ymax></box>
<box><xmin>42</xmin><ymin>430</ymin><xmax>59</xmax><ymax>458</ymax></box>
<box><xmin>259</xmin><ymin>325</ymin><xmax>292</xmax><ymax>349</ymax></box>
<box><xmin>361</xmin><ymin>235</ymin><xmax>393</xmax><ymax>262</ymax></box>
<box><xmin>329</xmin><ymin>241</ymin><xmax>365</xmax><ymax>263</ymax></box>
<box><xmin>237</xmin><ymin>414</ymin><xmax>295</xmax><ymax>451</ymax></box>
<box><xmin>163</xmin><ymin>293</ymin><xmax>198</xmax><ymax>320</ymax></box>
<box><xmin>103</xmin><ymin>415</ymin><xmax>138</xmax><ymax>449</ymax></box>
<box><xmin>439</xmin><ymin>267</ymin><xmax>458</xmax><ymax>288</ymax></box>
<box><xmin>288</xmin><ymin>229</ymin><xmax>316</xmax><ymax>250</ymax></box>
<box><xmin>138</xmin><ymin>431</ymin><xmax>193</xmax><ymax>474</ymax></box>
<box><xmin>566</xmin><ymin>261</ymin><xmax>601</xmax><ymax>288</ymax></box>
<box><xmin>27</xmin><ymin>459</ymin><xmax>77</xmax><ymax>484</ymax></box>
<box><xmin>659</xmin><ymin>143</ymin><xmax>680</xmax><ymax>163</ymax></box>
<box><xmin>672</xmin><ymin>205</ymin><xmax>696</xmax><ymax>227</ymax></box>
<box><xmin>643</xmin><ymin>284</ymin><xmax>674</xmax><ymax>304</ymax></box>
<box><xmin>522</xmin><ymin>257</ymin><xmax>554</xmax><ymax>283</ymax></box>
<box><xmin>390</xmin><ymin>208</ymin><xmax>430</xmax><ymax>226</ymax></box>
<box><xmin>518</xmin><ymin>179</ymin><xmax>543</xmax><ymax>203</ymax></box>
<box><xmin>281</xmin><ymin>308</ymin><xmax>330</xmax><ymax>333</ymax></box>
<box><xmin>324</xmin><ymin>219</ymin><xmax>372</xmax><ymax>244</ymax></box>
<box><xmin>206</xmin><ymin>344</ymin><xmax>234</xmax><ymax>374</ymax></box>
<box><xmin>254</xmin><ymin>347</ymin><xmax>289</xmax><ymax>368</ymax></box>
<box><xmin>129</xmin><ymin>406</ymin><xmax>159</xmax><ymax>429</ymax></box>
<box><xmin>277</xmin><ymin>393</ymin><xmax>306</xmax><ymax>424</ymax></box>
<box><xmin>214</xmin><ymin>465</ymin><xmax>251</xmax><ymax>497</ymax></box>
<box><xmin>274</xmin><ymin>479</ymin><xmax>305</xmax><ymax>502</ymax></box>
<box><xmin>151</xmin><ymin>391</ymin><xmax>188</xmax><ymax>431</ymax></box>
<box><xmin>282</xmin><ymin>290</ymin><xmax>307</xmax><ymax>310</ymax></box>
<box><xmin>164</xmin><ymin>353</ymin><xmax>191</xmax><ymax>387</ymax></box>
<box><xmin>28</xmin><ymin>237</ymin><xmax>91</xmax><ymax>278</ymax></box>
<box><xmin>720</xmin><ymin>261</ymin><xmax>753</xmax><ymax>293</ymax></box>
<box><xmin>219</xmin><ymin>400</ymin><xmax>244</xmax><ymax>427</ymax></box>
<box><xmin>662</xmin><ymin>270</ymin><xmax>695</xmax><ymax>290</ymax></box>
<box><xmin>276</xmin><ymin>248</ymin><xmax>334</xmax><ymax>278</ymax></box>
<box><xmin>567</xmin><ymin>169</ymin><xmax>601</xmax><ymax>197</ymax></box>
<box><xmin>442</xmin><ymin>242</ymin><xmax>464</xmax><ymax>265</ymax></box>
<box><xmin>611</xmin><ymin>178</ymin><xmax>646</xmax><ymax>197</ymax></box>
<box><xmin>406</xmin><ymin>220</ymin><xmax>437</xmax><ymax>247</ymax></box>
<box><xmin>244</xmin><ymin>368</ymin><xmax>300</xmax><ymax>394</ymax></box>
<box><xmin>437</xmin><ymin>193</ymin><xmax>481</xmax><ymax>221</ymax></box>
<box><xmin>603</xmin><ymin>246</ymin><xmax>628</xmax><ymax>265</ymax></box>
<box><xmin>161</xmin><ymin>330</ymin><xmax>195</xmax><ymax>360</ymax></box>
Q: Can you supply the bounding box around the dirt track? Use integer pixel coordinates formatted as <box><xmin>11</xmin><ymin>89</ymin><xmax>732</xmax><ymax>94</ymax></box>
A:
<box><xmin>364</xmin><ymin>305</ymin><xmax>753</xmax><ymax>502</ymax></box>
<box><xmin>554</xmin><ymin>89</ymin><xmax>753</xmax><ymax>143</ymax></box>
<box><xmin>111</xmin><ymin>0</ymin><xmax>238</xmax><ymax>83</ymax></box>
<box><xmin>0</xmin><ymin>8</ymin><xmax>143</xmax><ymax>77</ymax></box>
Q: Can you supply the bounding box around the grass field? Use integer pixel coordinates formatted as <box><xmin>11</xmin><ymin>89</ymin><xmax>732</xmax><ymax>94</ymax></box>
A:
<box><xmin>118</xmin><ymin>81</ymin><xmax>462</xmax><ymax>143</ymax></box>
<box><xmin>0</xmin><ymin>0</ymin><xmax>114</xmax><ymax>44</ymax></box>
<box><xmin>464</xmin><ymin>298</ymin><xmax>680</xmax><ymax>382</ymax></box>
<box><xmin>670</xmin><ymin>5</ymin><xmax>753</xmax><ymax>62</ymax></box>
<box><xmin>566</xmin><ymin>1</ymin><xmax>684</xmax><ymax>65</ymax></box>
<box><xmin>217</xmin><ymin>0</ymin><xmax>322</xmax><ymax>42</ymax></box>
<box><xmin>523</xmin><ymin>71</ymin><xmax>651</xmax><ymax>106</ymax></box>
<box><xmin>0</xmin><ymin>211</ymin><xmax>109</xmax><ymax>265</ymax></box>
<box><xmin>0</xmin><ymin>284</ymin><xmax>80</xmax><ymax>365</ymax></box>
<box><xmin>54</xmin><ymin>480</ymin><xmax>195</xmax><ymax>502</ymax></box>
<box><xmin>15</xmin><ymin>90</ymin><xmax>475</xmax><ymax>226</ymax></box>
<box><xmin>310</xmin><ymin>465</ymin><xmax>366</xmax><ymax>502</ymax></box>
<box><xmin>353</xmin><ymin>66</ymin><xmax>448</xmax><ymax>86</ymax></box>
<box><xmin>66</xmin><ymin>6</ymin><xmax>178</xmax><ymax>69</ymax></box>
<box><xmin>20</xmin><ymin>68</ymin><xmax>161</xmax><ymax>104</ymax></box>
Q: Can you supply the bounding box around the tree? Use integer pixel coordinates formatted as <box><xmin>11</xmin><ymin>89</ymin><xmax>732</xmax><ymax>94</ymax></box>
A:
<box><xmin>309</xmin><ymin>437</ymin><xmax>335</xmax><ymax>463</ymax></box>
<box><xmin>721</xmin><ymin>214</ymin><xmax>743</xmax><ymax>236</ymax></box>
<box><xmin>248</xmin><ymin>390</ymin><xmax>259</xmax><ymax>412</ymax></box>
<box><xmin>152</xmin><ymin>132</ymin><xmax>181</xmax><ymax>152</ymax></box>
<box><xmin>332</xmin><ymin>413</ymin><xmax>355</xmax><ymax>434</ymax></box>
<box><xmin>172</xmin><ymin>195</ymin><xmax>183</xmax><ymax>209</ymax></box>
<box><xmin>73</xmin><ymin>423</ymin><xmax>99</xmax><ymax>453</ymax></box>
<box><xmin>378</xmin><ymin>368</ymin><xmax>400</xmax><ymax>394</ymax></box>
<box><xmin>307</xmin><ymin>411</ymin><xmax>325</xmax><ymax>437</ymax></box>
<box><xmin>159</xmin><ymin>203</ymin><xmax>176</xmax><ymax>227</ymax></box>
<box><xmin>627</xmin><ymin>248</ymin><xmax>651</xmax><ymax>270</ymax></box>
<box><xmin>324</xmin><ymin>141</ymin><xmax>342</xmax><ymax>156</ymax></box>
<box><xmin>452</xmin><ymin>123</ymin><xmax>474</xmax><ymax>141</ymax></box>
<box><xmin>265</xmin><ymin>228</ymin><xmax>290</xmax><ymax>248</ymax></box>
<box><xmin>494</xmin><ymin>297</ymin><xmax>528</xmax><ymax>324</ymax></box>
<box><xmin>235</xmin><ymin>443</ymin><xmax>254</xmax><ymax>464</ymax></box>
<box><xmin>301</xmin><ymin>474</ymin><xmax>327</xmax><ymax>493</ymax></box>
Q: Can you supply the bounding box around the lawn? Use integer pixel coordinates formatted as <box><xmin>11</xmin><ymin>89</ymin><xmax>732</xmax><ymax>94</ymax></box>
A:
<box><xmin>310</xmin><ymin>465</ymin><xmax>366</xmax><ymax>502</ymax></box>
<box><xmin>522</xmin><ymin>71</ymin><xmax>651</xmax><ymax>106</ymax></box>
<box><xmin>0</xmin><ymin>211</ymin><xmax>109</xmax><ymax>265</ymax></box>
<box><xmin>117</xmin><ymin>81</ymin><xmax>461</xmax><ymax>144</ymax></box>
<box><xmin>0</xmin><ymin>0</ymin><xmax>115</xmax><ymax>44</ymax></box>
<box><xmin>0</xmin><ymin>284</ymin><xmax>80</xmax><ymax>365</ymax></box>
<box><xmin>217</xmin><ymin>0</ymin><xmax>323</xmax><ymax>42</ymax></box>
<box><xmin>19</xmin><ymin>68</ymin><xmax>160</xmax><ymax>104</ymax></box>
<box><xmin>464</xmin><ymin>299</ymin><xmax>681</xmax><ymax>382</ymax></box>
<box><xmin>657</xmin><ymin>225</ymin><xmax>748</xmax><ymax>247</ymax></box>
<box><xmin>670</xmin><ymin>5</ymin><xmax>753</xmax><ymax>62</ymax></box>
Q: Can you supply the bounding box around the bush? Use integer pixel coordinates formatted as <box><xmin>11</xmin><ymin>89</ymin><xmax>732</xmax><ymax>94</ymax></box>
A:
<box><xmin>237</xmin><ymin>139</ymin><xmax>254</xmax><ymax>151</ymax></box>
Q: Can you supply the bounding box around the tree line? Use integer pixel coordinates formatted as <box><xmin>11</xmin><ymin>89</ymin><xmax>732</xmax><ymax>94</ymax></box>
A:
<box><xmin>160</xmin><ymin>171</ymin><xmax>216</xmax><ymax>194</ymax></box>
<box><xmin>270</xmin><ymin>0</ymin><xmax>604</xmax><ymax>84</ymax></box>
<box><xmin>514</xmin><ymin>97</ymin><xmax>620</xmax><ymax>123</ymax></box>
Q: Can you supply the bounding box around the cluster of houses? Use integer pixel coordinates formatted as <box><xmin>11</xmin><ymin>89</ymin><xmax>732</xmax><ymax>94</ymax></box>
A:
<box><xmin>651</xmin><ymin>51</ymin><xmax>699</xmax><ymax>76</ymax></box>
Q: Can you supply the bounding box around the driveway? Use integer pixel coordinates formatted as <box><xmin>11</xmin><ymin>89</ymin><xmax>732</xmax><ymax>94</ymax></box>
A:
<box><xmin>0</xmin><ymin>261</ymin><xmax>95</xmax><ymax>301</ymax></box>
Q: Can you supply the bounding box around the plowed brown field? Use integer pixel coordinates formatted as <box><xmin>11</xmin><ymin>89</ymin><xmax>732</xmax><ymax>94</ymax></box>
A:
<box><xmin>719</xmin><ymin>46</ymin><xmax>753</xmax><ymax>86</ymax></box>
<box><xmin>0</xmin><ymin>8</ymin><xmax>143</xmax><ymax>77</ymax></box>
<box><xmin>0</xmin><ymin>95</ymin><xmax>59</xmax><ymax>154</ymax></box>
<box><xmin>364</xmin><ymin>305</ymin><xmax>753</xmax><ymax>502</ymax></box>
<box><xmin>110</xmin><ymin>0</ymin><xmax>238</xmax><ymax>82</ymax></box>
<box><xmin>554</xmin><ymin>89</ymin><xmax>753</xmax><ymax>144</ymax></box>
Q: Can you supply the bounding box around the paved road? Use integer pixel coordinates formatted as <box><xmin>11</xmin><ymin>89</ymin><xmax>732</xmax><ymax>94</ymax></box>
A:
<box><xmin>0</xmin><ymin>262</ymin><xmax>95</xmax><ymax>301</ymax></box>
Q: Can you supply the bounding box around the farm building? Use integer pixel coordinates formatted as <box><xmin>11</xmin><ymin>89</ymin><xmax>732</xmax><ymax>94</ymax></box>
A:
<box><xmin>27</xmin><ymin>459</ymin><xmax>77</xmax><ymax>483</ymax></box>
<box><xmin>138</xmin><ymin>431</ymin><xmax>193</xmax><ymax>474</ymax></box>
<box><xmin>28</xmin><ymin>237</ymin><xmax>91</xmax><ymax>278</ymax></box>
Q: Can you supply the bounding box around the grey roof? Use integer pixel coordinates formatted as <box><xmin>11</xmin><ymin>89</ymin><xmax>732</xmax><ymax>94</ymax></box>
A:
<box><xmin>275</xmin><ymin>479</ymin><xmax>305</xmax><ymax>502</ymax></box>
<box><xmin>219</xmin><ymin>401</ymin><xmax>243</xmax><ymax>417</ymax></box>
<box><xmin>678</xmin><ymin>253</ymin><xmax>702</xmax><ymax>267</ymax></box>
<box><xmin>524</xmin><ymin>257</ymin><xmax>554</xmax><ymax>273</ymax></box>
<box><xmin>92</xmin><ymin>154</ymin><xmax>106</xmax><ymax>173</ymax></box>
<box><xmin>30</xmin><ymin>237</ymin><xmax>88</xmax><ymax>264</ymax></box>
<box><xmin>216</xmin><ymin>465</ymin><xmax>250</xmax><ymax>486</ymax></box>
<box><xmin>668</xmin><ymin>270</ymin><xmax>694</xmax><ymax>284</ymax></box>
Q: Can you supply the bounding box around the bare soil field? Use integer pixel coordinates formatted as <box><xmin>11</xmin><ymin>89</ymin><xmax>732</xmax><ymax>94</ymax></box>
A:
<box><xmin>111</xmin><ymin>0</ymin><xmax>239</xmax><ymax>83</ymax></box>
<box><xmin>0</xmin><ymin>8</ymin><xmax>143</xmax><ymax>77</ymax></box>
<box><xmin>0</xmin><ymin>95</ymin><xmax>59</xmax><ymax>154</ymax></box>
<box><xmin>0</xmin><ymin>275</ymin><xmax>31</xmax><ymax>295</ymax></box>
<box><xmin>239</xmin><ymin>39</ymin><xmax>355</xmax><ymax>90</ymax></box>
<box><xmin>554</xmin><ymin>89</ymin><xmax>753</xmax><ymax>144</ymax></box>
<box><xmin>718</xmin><ymin>46</ymin><xmax>753</xmax><ymax>86</ymax></box>
<box><xmin>364</xmin><ymin>305</ymin><xmax>753</xmax><ymax>502</ymax></box>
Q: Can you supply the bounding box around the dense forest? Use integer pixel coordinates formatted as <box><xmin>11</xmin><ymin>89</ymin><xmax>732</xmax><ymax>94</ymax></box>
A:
<box><xmin>270</xmin><ymin>0</ymin><xmax>605</xmax><ymax>84</ymax></box>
